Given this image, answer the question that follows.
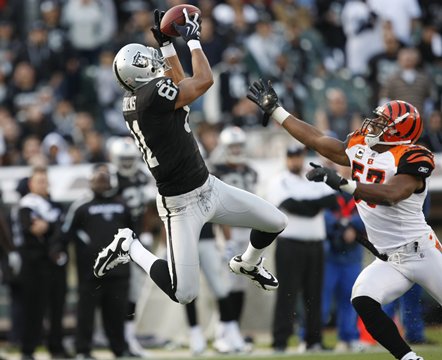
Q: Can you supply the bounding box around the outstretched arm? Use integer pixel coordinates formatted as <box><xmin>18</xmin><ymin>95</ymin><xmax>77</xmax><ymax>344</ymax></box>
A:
<box><xmin>306</xmin><ymin>163</ymin><xmax>423</xmax><ymax>205</ymax></box>
<box><xmin>247</xmin><ymin>79</ymin><xmax>349</xmax><ymax>166</ymax></box>
<box><xmin>173</xmin><ymin>10</ymin><xmax>213</xmax><ymax>109</ymax></box>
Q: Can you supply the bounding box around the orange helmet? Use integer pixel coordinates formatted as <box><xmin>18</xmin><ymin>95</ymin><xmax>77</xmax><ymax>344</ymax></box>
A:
<box><xmin>361</xmin><ymin>100</ymin><xmax>423</xmax><ymax>147</ymax></box>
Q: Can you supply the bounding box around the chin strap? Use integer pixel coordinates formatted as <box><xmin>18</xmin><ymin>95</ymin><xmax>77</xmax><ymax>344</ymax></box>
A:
<box><xmin>365</xmin><ymin>135</ymin><xmax>412</xmax><ymax>147</ymax></box>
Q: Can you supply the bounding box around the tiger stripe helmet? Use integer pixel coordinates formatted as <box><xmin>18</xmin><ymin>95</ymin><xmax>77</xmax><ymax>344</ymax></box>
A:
<box><xmin>361</xmin><ymin>100</ymin><xmax>423</xmax><ymax>147</ymax></box>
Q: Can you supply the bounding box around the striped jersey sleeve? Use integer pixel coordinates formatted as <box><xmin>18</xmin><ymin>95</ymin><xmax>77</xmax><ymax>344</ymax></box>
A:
<box><xmin>397</xmin><ymin>146</ymin><xmax>435</xmax><ymax>178</ymax></box>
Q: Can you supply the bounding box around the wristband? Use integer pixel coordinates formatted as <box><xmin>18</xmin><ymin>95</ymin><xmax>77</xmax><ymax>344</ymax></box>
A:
<box><xmin>187</xmin><ymin>40</ymin><xmax>202</xmax><ymax>51</ymax></box>
<box><xmin>271</xmin><ymin>107</ymin><xmax>290</xmax><ymax>125</ymax></box>
<box><xmin>340</xmin><ymin>180</ymin><xmax>357</xmax><ymax>195</ymax></box>
<box><xmin>160</xmin><ymin>43</ymin><xmax>176</xmax><ymax>58</ymax></box>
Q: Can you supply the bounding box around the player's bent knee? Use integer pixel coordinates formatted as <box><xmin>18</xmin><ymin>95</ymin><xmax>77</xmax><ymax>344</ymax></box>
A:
<box><xmin>267</xmin><ymin>212</ymin><xmax>288</xmax><ymax>233</ymax></box>
<box><xmin>175</xmin><ymin>288</ymin><xmax>198</xmax><ymax>305</ymax></box>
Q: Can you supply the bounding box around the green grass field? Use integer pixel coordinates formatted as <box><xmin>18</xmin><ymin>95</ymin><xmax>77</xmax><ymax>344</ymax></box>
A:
<box><xmin>2</xmin><ymin>326</ymin><xmax>441</xmax><ymax>359</ymax></box>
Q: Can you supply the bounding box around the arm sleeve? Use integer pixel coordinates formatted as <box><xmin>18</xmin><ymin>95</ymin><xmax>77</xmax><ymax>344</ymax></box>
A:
<box><xmin>279</xmin><ymin>198</ymin><xmax>320</xmax><ymax>217</ymax></box>
<box><xmin>279</xmin><ymin>194</ymin><xmax>338</xmax><ymax>217</ymax></box>
<box><xmin>396</xmin><ymin>147</ymin><xmax>435</xmax><ymax>178</ymax></box>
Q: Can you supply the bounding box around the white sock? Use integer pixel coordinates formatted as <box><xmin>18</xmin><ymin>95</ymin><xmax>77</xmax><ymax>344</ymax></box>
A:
<box><xmin>130</xmin><ymin>239</ymin><xmax>159</xmax><ymax>274</ymax></box>
<box><xmin>241</xmin><ymin>243</ymin><xmax>263</xmax><ymax>265</ymax></box>
<box><xmin>125</xmin><ymin>320</ymin><xmax>136</xmax><ymax>340</ymax></box>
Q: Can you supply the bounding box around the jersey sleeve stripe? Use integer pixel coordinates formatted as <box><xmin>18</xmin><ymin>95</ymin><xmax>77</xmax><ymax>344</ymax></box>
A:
<box><xmin>407</xmin><ymin>155</ymin><xmax>435</xmax><ymax>165</ymax></box>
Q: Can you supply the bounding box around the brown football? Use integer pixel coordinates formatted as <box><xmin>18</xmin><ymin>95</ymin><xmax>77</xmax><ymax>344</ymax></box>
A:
<box><xmin>160</xmin><ymin>4</ymin><xmax>201</xmax><ymax>37</ymax></box>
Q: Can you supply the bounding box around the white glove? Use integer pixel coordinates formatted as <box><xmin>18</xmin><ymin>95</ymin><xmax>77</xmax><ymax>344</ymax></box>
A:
<box><xmin>8</xmin><ymin>251</ymin><xmax>22</xmax><ymax>276</ymax></box>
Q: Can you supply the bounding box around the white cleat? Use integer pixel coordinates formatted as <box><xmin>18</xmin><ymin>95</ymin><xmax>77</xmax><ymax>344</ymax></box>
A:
<box><xmin>229</xmin><ymin>255</ymin><xmax>278</xmax><ymax>290</ymax></box>
<box><xmin>93</xmin><ymin>228</ymin><xmax>136</xmax><ymax>278</ymax></box>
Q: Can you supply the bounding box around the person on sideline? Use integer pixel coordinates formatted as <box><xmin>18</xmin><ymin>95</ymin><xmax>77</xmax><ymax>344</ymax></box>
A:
<box><xmin>93</xmin><ymin>9</ymin><xmax>287</xmax><ymax>307</ymax></box>
<box><xmin>267</xmin><ymin>144</ymin><xmax>337</xmax><ymax>353</ymax></box>
<box><xmin>247</xmin><ymin>79</ymin><xmax>439</xmax><ymax>360</ymax></box>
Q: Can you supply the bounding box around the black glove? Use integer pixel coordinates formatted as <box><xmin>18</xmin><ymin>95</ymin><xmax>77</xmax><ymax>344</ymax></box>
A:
<box><xmin>247</xmin><ymin>79</ymin><xmax>280</xmax><ymax>127</ymax></box>
<box><xmin>173</xmin><ymin>8</ymin><xmax>201</xmax><ymax>42</ymax></box>
<box><xmin>151</xmin><ymin>9</ymin><xmax>172</xmax><ymax>47</ymax></box>
<box><xmin>306</xmin><ymin>162</ymin><xmax>348</xmax><ymax>191</ymax></box>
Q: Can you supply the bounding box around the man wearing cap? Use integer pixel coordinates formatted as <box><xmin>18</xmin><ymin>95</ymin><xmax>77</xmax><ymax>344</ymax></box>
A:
<box><xmin>266</xmin><ymin>144</ymin><xmax>337</xmax><ymax>353</ymax></box>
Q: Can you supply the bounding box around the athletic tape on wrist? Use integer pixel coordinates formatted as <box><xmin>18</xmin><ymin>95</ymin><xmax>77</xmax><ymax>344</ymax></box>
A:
<box><xmin>340</xmin><ymin>180</ymin><xmax>357</xmax><ymax>195</ymax></box>
<box><xmin>272</xmin><ymin>107</ymin><xmax>290</xmax><ymax>125</ymax></box>
<box><xmin>187</xmin><ymin>40</ymin><xmax>202</xmax><ymax>51</ymax></box>
<box><xmin>160</xmin><ymin>43</ymin><xmax>176</xmax><ymax>58</ymax></box>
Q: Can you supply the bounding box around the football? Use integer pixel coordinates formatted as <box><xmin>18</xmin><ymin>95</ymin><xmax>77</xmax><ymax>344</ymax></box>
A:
<box><xmin>160</xmin><ymin>4</ymin><xmax>201</xmax><ymax>37</ymax></box>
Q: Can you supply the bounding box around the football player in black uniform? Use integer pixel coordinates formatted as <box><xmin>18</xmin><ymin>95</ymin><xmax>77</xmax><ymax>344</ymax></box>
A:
<box><xmin>108</xmin><ymin>136</ymin><xmax>153</xmax><ymax>357</ymax></box>
<box><xmin>94</xmin><ymin>8</ymin><xmax>287</xmax><ymax>305</ymax></box>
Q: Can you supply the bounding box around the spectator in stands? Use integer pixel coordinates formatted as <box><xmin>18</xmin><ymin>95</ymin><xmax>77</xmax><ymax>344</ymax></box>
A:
<box><xmin>20</xmin><ymin>104</ymin><xmax>56</xmax><ymax>142</ymax></box>
<box><xmin>341</xmin><ymin>0</ymin><xmax>383</xmax><ymax>76</ymax></box>
<box><xmin>61</xmin><ymin>0</ymin><xmax>117</xmax><ymax>66</ymax></box>
<box><xmin>71</xmin><ymin>111</ymin><xmax>95</xmax><ymax>151</ymax></box>
<box><xmin>51</xmin><ymin>100</ymin><xmax>77</xmax><ymax>140</ymax></box>
<box><xmin>40</xmin><ymin>0</ymin><xmax>70</xmax><ymax>55</ymax></box>
<box><xmin>118</xmin><ymin>2</ymin><xmax>152</xmax><ymax>47</ymax></box>
<box><xmin>315</xmin><ymin>0</ymin><xmax>346</xmax><ymax>63</ymax></box>
<box><xmin>379</xmin><ymin>47</ymin><xmax>433</xmax><ymax>115</ymax></box>
<box><xmin>41</xmin><ymin>132</ymin><xmax>72</xmax><ymax>165</ymax></box>
<box><xmin>0</xmin><ymin>20</ymin><xmax>20</xmax><ymax>78</ymax></box>
<box><xmin>0</xmin><ymin>108</ymin><xmax>20</xmax><ymax>165</ymax></box>
<box><xmin>245</xmin><ymin>14</ymin><xmax>285</xmax><ymax>79</ymax></box>
<box><xmin>270</xmin><ymin>52</ymin><xmax>308</xmax><ymax>120</ymax></box>
<box><xmin>314</xmin><ymin>88</ymin><xmax>362</xmax><ymax>142</ymax></box>
<box><xmin>267</xmin><ymin>144</ymin><xmax>337</xmax><ymax>353</ymax></box>
<box><xmin>4</xmin><ymin>61</ymin><xmax>39</xmax><ymax>116</ymax></box>
<box><xmin>15</xmin><ymin>21</ymin><xmax>62</xmax><ymax>83</ymax></box>
<box><xmin>17</xmin><ymin>165</ymin><xmax>69</xmax><ymax>360</ymax></box>
<box><xmin>367</xmin><ymin>29</ymin><xmax>403</xmax><ymax>108</ymax></box>
<box><xmin>200</xmin><ymin>16</ymin><xmax>225</xmax><ymax>68</ymax></box>
<box><xmin>87</xmin><ymin>47</ymin><xmax>126</xmax><ymax>135</ymax></box>
<box><xmin>367</xmin><ymin>0</ymin><xmax>422</xmax><ymax>46</ymax></box>
<box><xmin>84</xmin><ymin>131</ymin><xmax>107</xmax><ymax>163</ymax></box>
<box><xmin>62</xmin><ymin>163</ymin><xmax>133</xmax><ymax>358</ymax></box>
<box><xmin>18</xmin><ymin>135</ymin><xmax>44</xmax><ymax>166</ymax></box>
<box><xmin>216</xmin><ymin>46</ymin><xmax>252</xmax><ymax>127</ymax></box>
<box><xmin>420</xmin><ymin>110</ymin><xmax>442</xmax><ymax>153</ymax></box>
<box><xmin>212</xmin><ymin>0</ymin><xmax>259</xmax><ymax>44</ymax></box>
<box><xmin>417</xmin><ymin>21</ymin><xmax>442</xmax><ymax>65</ymax></box>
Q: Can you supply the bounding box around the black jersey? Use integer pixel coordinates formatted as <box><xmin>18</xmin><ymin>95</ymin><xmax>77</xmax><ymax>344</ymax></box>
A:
<box><xmin>116</xmin><ymin>169</ymin><xmax>149</xmax><ymax>233</ymax></box>
<box><xmin>122</xmin><ymin>77</ymin><xmax>209</xmax><ymax>196</ymax></box>
<box><xmin>212</xmin><ymin>164</ymin><xmax>258</xmax><ymax>193</ymax></box>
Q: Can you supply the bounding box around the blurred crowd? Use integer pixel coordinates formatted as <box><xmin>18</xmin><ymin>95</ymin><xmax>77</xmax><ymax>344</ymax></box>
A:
<box><xmin>1</xmin><ymin>0</ymin><xmax>442</xmax><ymax>358</ymax></box>
<box><xmin>0</xmin><ymin>0</ymin><xmax>442</xmax><ymax>169</ymax></box>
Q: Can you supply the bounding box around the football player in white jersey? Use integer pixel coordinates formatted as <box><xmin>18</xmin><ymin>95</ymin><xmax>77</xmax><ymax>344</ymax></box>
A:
<box><xmin>247</xmin><ymin>79</ymin><xmax>440</xmax><ymax>360</ymax></box>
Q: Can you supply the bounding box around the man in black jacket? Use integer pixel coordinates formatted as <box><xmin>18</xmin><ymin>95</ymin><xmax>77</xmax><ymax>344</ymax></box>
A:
<box><xmin>17</xmin><ymin>166</ymin><xmax>68</xmax><ymax>360</ymax></box>
<box><xmin>63</xmin><ymin>164</ymin><xmax>133</xmax><ymax>359</ymax></box>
